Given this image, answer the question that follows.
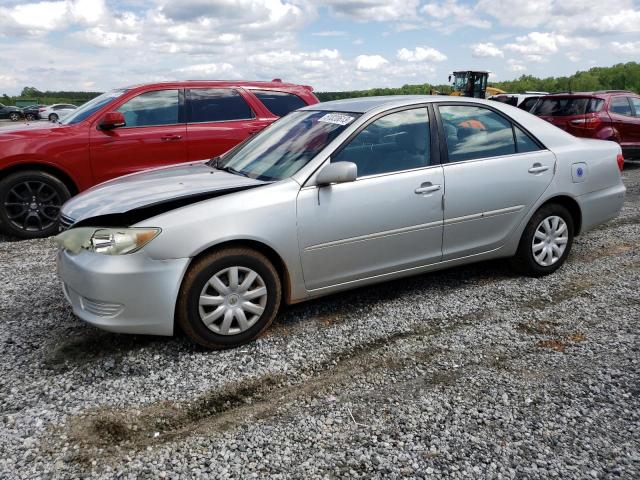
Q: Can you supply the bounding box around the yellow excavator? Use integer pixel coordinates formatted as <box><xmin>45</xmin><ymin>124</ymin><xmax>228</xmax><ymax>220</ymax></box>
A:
<box><xmin>449</xmin><ymin>71</ymin><xmax>505</xmax><ymax>98</ymax></box>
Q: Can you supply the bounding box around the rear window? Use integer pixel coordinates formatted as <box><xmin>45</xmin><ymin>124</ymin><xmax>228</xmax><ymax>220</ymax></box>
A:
<box><xmin>532</xmin><ymin>97</ymin><xmax>603</xmax><ymax>117</ymax></box>
<box><xmin>188</xmin><ymin>89</ymin><xmax>254</xmax><ymax>123</ymax></box>
<box><xmin>251</xmin><ymin>90</ymin><xmax>307</xmax><ymax>117</ymax></box>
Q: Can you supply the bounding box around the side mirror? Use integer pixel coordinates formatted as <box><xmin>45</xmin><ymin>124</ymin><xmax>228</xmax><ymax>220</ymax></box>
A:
<box><xmin>99</xmin><ymin>111</ymin><xmax>126</xmax><ymax>130</ymax></box>
<box><xmin>316</xmin><ymin>161</ymin><xmax>357</xmax><ymax>186</ymax></box>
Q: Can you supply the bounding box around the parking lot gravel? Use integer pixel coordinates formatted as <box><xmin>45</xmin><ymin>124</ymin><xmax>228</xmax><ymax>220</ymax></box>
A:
<box><xmin>0</xmin><ymin>165</ymin><xmax>639</xmax><ymax>479</ymax></box>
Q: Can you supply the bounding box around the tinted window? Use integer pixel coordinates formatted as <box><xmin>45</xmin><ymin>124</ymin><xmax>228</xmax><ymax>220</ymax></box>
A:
<box><xmin>118</xmin><ymin>90</ymin><xmax>179</xmax><ymax>127</ymax></box>
<box><xmin>514</xmin><ymin>125</ymin><xmax>541</xmax><ymax>153</ymax></box>
<box><xmin>333</xmin><ymin>108</ymin><xmax>429</xmax><ymax>177</ymax></box>
<box><xmin>252</xmin><ymin>90</ymin><xmax>306</xmax><ymax>117</ymax></box>
<box><xmin>188</xmin><ymin>89</ymin><xmax>253</xmax><ymax>122</ymax></box>
<box><xmin>439</xmin><ymin>105</ymin><xmax>515</xmax><ymax>162</ymax></box>
<box><xmin>610</xmin><ymin>97</ymin><xmax>633</xmax><ymax>116</ymax></box>
<box><xmin>532</xmin><ymin>97</ymin><xmax>601</xmax><ymax>117</ymax></box>
<box><xmin>519</xmin><ymin>97</ymin><xmax>539</xmax><ymax>112</ymax></box>
<box><xmin>630</xmin><ymin>97</ymin><xmax>640</xmax><ymax>117</ymax></box>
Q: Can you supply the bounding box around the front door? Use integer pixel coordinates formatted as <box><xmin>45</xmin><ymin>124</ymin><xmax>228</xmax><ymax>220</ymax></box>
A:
<box><xmin>90</xmin><ymin>89</ymin><xmax>187</xmax><ymax>184</ymax></box>
<box><xmin>297</xmin><ymin>107</ymin><xmax>444</xmax><ymax>291</ymax></box>
<box><xmin>437</xmin><ymin>103</ymin><xmax>555</xmax><ymax>259</ymax></box>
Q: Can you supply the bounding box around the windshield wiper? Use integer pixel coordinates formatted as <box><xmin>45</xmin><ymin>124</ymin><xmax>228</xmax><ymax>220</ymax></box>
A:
<box><xmin>220</xmin><ymin>165</ymin><xmax>250</xmax><ymax>178</ymax></box>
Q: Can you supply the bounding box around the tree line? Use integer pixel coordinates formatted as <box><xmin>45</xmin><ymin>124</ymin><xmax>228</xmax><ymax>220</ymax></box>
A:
<box><xmin>316</xmin><ymin>62</ymin><xmax>640</xmax><ymax>101</ymax></box>
<box><xmin>2</xmin><ymin>62</ymin><xmax>638</xmax><ymax>106</ymax></box>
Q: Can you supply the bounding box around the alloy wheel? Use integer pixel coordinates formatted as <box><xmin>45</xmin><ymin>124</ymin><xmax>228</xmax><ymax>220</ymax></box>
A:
<box><xmin>3</xmin><ymin>180</ymin><xmax>62</xmax><ymax>232</ymax></box>
<box><xmin>531</xmin><ymin>215</ymin><xmax>568</xmax><ymax>267</ymax></box>
<box><xmin>198</xmin><ymin>266</ymin><xmax>268</xmax><ymax>336</ymax></box>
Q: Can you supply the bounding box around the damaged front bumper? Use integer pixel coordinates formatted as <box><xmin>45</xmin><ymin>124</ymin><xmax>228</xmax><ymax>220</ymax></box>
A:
<box><xmin>57</xmin><ymin>248</ymin><xmax>190</xmax><ymax>336</ymax></box>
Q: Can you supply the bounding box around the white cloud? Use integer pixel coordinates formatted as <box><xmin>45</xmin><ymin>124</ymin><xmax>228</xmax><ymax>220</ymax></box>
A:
<box><xmin>503</xmin><ymin>32</ymin><xmax>598</xmax><ymax>62</ymax></box>
<box><xmin>355</xmin><ymin>55</ymin><xmax>389</xmax><ymax>71</ymax></box>
<box><xmin>610</xmin><ymin>41</ymin><xmax>640</xmax><ymax>55</ymax></box>
<box><xmin>481</xmin><ymin>0</ymin><xmax>640</xmax><ymax>34</ymax></box>
<box><xmin>317</xmin><ymin>0</ymin><xmax>420</xmax><ymax>21</ymax></box>
<box><xmin>397</xmin><ymin>46</ymin><xmax>447</xmax><ymax>62</ymax></box>
<box><xmin>470</xmin><ymin>42</ymin><xmax>503</xmax><ymax>58</ymax></box>
<box><xmin>421</xmin><ymin>0</ymin><xmax>491</xmax><ymax>29</ymax></box>
<box><xmin>312</xmin><ymin>30</ymin><xmax>347</xmax><ymax>37</ymax></box>
<box><xmin>507</xmin><ymin>60</ymin><xmax>527</xmax><ymax>73</ymax></box>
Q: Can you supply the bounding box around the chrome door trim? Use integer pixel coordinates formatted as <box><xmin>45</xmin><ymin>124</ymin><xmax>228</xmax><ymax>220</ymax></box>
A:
<box><xmin>304</xmin><ymin>219</ymin><xmax>443</xmax><ymax>252</ymax></box>
<box><xmin>443</xmin><ymin>205</ymin><xmax>524</xmax><ymax>225</ymax></box>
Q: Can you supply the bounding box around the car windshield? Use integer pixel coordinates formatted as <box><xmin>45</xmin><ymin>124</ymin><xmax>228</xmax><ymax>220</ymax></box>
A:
<box><xmin>61</xmin><ymin>89</ymin><xmax>128</xmax><ymax>125</ymax></box>
<box><xmin>217</xmin><ymin>110</ymin><xmax>360</xmax><ymax>181</ymax></box>
<box><xmin>532</xmin><ymin>97</ymin><xmax>602</xmax><ymax>117</ymax></box>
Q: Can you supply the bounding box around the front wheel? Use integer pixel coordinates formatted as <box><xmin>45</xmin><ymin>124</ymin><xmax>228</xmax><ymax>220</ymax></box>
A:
<box><xmin>0</xmin><ymin>170</ymin><xmax>71</xmax><ymax>238</ymax></box>
<box><xmin>176</xmin><ymin>247</ymin><xmax>282</xmax><ymax>349</ymax></box>
<box><xmin>511</xmin><ymin>203</ymin><xmax>574</xmax><ymax>277</ymax></box>
<box><xmin>48</xmin><ymin>113</ymin><xmax>58</xmax><ymax>122</ymax></box>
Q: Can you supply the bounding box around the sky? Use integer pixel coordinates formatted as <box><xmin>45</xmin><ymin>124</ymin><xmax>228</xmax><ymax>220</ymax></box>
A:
<box><xmin>1</xmin><ymin>0</ymin><xmax>639</xmax><ymax>95</ymax></box>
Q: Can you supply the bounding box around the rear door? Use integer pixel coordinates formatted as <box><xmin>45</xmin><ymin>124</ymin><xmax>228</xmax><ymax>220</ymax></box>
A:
<box><xmin>185</xmin><ymin>88</ymin><xmax>272</xmax><ymax>161</ymax></box>
<box><xmin>609</xmin><ymin>96</ymin><xmax>640</xmax><ymax>149</ymax></box>
<box><xmin>89</xmin><ymin>89</ymin><xmax>187</xmax><ymax>184</ymax></box>
<box><xmin>437</xmin><ymin>103</ymin><xmax>555</xmax><ymax>259</ymax></box>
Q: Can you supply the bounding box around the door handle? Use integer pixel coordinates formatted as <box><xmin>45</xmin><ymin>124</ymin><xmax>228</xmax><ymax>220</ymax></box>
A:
<box><xmin>161</xmin><ymin>135</ymin><xmax>182</xmax><ymax>141</ymax></box>
<box><xmin>528</xmin><ymin>163</ymin><xmax>549</xmax><ymax>174</ymax></box>
<box><xmin>415</xmin><ymin>183</ymin><xmax>441</xmax><ymax>194</ymax></box>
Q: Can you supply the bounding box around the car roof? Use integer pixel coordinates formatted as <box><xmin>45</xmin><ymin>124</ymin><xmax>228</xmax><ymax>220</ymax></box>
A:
<box><xmin>541</xmin><ymin>90</ymin><xmax>637</xmax><ymax>99</ymax></box>
<box><xmin>301</xmin><ymin>95</ymin><xmax>497</xmax><ymax>113</ymax></box>
<box><xmin>122</xmin><ymin>80</ymin><xmax>312</xmax><ymax>92</ymax></box>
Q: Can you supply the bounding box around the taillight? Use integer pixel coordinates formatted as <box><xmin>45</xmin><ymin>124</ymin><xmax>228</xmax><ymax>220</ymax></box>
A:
<box><xmin>38</xmin><ymin>107</ymin><xmax>46</xmax><ymax>111</ymax></box>
<box><xmin>617</xmin><ymin>153</ymin><xmax>624</xmax><ymax>172</ymax></box>
<box><xmin>570</xmin><ymin>113</ymin><xmax>602</xmax><ymax>129</ymax></box>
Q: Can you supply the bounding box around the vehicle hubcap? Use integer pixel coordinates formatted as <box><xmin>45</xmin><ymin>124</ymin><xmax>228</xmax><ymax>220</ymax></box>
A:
<box><xmin>532</xmin><ymin>215</ymin><xmax>568</xmax><ymax>267</ymax></box>
<box><xmin>198</xmin><ymin>266</ymin><xmax>267</xmax><ymax>336</ymax></box>
<box><xmin>3</xmin><ymin>180</ymin><xmax>61</xmax><ymax>232</ymax></box>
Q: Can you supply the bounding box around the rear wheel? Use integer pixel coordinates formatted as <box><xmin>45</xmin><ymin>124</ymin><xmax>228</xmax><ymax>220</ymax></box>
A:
<box><xmin>9</xmin><ymin>112</ymin><xmax>20</xmax><ymax>122</ymax></box>
<box><xmin>25</xmin><ymin>113</ymin><xmax>37</xmax><ymax>121</ymax></box>
<box><xmin>511</xmin><ymin>203</ymin><xmax>574</xmax><ymax>277</ymax></box>
<box><xmin>48</xmin><ymin>113</ymin><xmax>58</xmax><ymax>122</ymax></box>
<box><xmin>0</xmin><ymin>170</ymin><xmax>70</xmax><ymax>238</ymax></box>
<box><xmin>177</xmin><ymin>247</ymin><xmax>282</xmax><ymax>349</ymax></box>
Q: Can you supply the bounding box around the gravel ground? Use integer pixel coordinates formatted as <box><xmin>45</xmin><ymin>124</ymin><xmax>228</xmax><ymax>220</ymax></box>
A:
<box><xmin>0</xmin><ymin>165</ymin><xmax>639</xmax><ymax>479</ymax></box>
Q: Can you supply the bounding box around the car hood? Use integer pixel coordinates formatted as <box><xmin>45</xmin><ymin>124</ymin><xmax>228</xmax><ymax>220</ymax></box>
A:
<box><xmin>0</xmin><ymin>120</ymin><xmax>69</xmax><ymax>139</ymax></box>
<box><xmin>62</xmin><ymin>161</ymin><xmax>268</xmax><ymax>225</ymax></box>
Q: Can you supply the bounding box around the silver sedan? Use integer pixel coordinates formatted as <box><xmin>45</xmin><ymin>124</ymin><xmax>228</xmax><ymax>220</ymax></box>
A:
<box><xmin>56</xmin><ymin>96</ymin><xmax>626</xmax><ymax>349</ymax></box>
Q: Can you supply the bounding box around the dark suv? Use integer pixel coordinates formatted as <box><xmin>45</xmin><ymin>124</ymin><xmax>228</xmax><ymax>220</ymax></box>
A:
<box><xmin>0</xmin><ymin>104</ymin><xmax>23</xmax><ymax>122</ymax></box>
<box><xmin>531</xmin><ymin>91</ymin><xmax>640</xmax><ymax>160</ymax></box>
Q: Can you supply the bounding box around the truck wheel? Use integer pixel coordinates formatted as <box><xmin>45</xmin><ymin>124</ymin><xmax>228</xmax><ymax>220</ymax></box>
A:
<box><xmin>0</xmin><ymin>170</ymin><xmax>71</xmax><ymax>239</ymax></box>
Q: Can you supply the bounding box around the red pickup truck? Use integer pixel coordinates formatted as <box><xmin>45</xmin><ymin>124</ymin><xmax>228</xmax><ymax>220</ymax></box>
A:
<box><xmin>0</xmin><ymin>80</ymin><xmax>318</xmax><ymax>238</ymax></box>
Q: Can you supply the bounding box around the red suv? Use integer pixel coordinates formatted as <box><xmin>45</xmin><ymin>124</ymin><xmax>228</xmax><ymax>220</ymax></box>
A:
<box><xmin>0</xmin><ymin>80</ymin><xmax>318</xmax><ymax>238</ymax></box>
<box><xmin>531</xmin><ymin>90</ymin><xmax>640</xmax><ymax>162</ymax></box>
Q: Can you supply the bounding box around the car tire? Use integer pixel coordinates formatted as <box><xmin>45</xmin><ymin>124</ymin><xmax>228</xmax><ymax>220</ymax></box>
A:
<box><xmin>9</xmin><ymin>112</ymin><xmax>20</xmax><ymax>122</ymax></box>
<box><xmin>176</xmin><ymin>247</ymin><xmax>282</xmax><ymax>349</ymax></box>
<box><xmin>0</xmin><ymin>170</ymin><xmax>71</xmax><ymax>239</ymax></box>
<box><xmin>25</xmin><ymin>113</ymin><xmax>36</xmax><ymax>121</ymax></box>
<box><xmin>510</xmin><ymin>203</ymin><xmax>574</xmax><ymax>277</ymax></box>
<box><xmin>48</xmin><ymin>113</ymin><xmax>58</xmax><ymax>122</ymax></box>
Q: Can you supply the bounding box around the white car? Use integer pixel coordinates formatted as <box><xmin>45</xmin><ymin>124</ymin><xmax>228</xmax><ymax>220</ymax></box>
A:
<box><xmin>40</xmin><ymin>104</ymin><xmax>77</xmax><ymax>122</ymax></box>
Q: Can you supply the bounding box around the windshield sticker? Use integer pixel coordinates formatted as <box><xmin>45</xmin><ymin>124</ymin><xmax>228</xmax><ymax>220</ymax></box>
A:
<box><xmin>318</xmin><ymin>113</ymin><xmax>355</xmax><ymax>126</ymax></box>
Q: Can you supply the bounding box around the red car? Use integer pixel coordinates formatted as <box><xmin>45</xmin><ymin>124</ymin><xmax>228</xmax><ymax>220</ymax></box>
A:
<box><xmin>0</xmin><ymin>80</ymin><xmax>318</xmax><ymax>238</ymax></box>
<box><xmin>531</xmin><ymin>90</ymin><xmax>640</xmax><ymax>162</ymax></box>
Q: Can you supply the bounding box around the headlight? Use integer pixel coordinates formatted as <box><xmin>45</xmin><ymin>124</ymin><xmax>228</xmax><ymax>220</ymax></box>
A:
<box><xmin>55</xmin><ymin>227</ymin><xmax>160</xmax><ymax>255</ymax></box>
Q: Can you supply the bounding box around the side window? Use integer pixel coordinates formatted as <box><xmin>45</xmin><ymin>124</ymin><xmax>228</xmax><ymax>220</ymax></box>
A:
<box><xmin>610</xmin><ymin>97</ymin><xmax>633</xmax><ymax>116</ymax></box>
<box><xmin>514</xmin><ymin>125</ymin><xmax>541</xmax><ymax>153</ymax></box>
<box><xmin>251</xmin><ymin>90</ymin><xmax>306</xmax><ymax>117</ymax></box>
<box><xmin>117</xmin><ymin>90</ymin><xmax>179</xmax><ymax>127</ymax></box>
<box><xmin>332</xmin><ymin>108</ymin><xmax>430</xmax><ymax>177</ymax></box>
<box><xmin>188</xmin><ymin>89</ymin><xmax>253</xmax><ymax>122</ymax></box>
<box><xmin>439</xmin><ymin>105</ymin><xmax>515</xmax><ymax>162</ymax></box>
<box><xmin>630</xmin><ymin>97</ymin><xmax>640</xmax><ymax>117</ymax></box>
